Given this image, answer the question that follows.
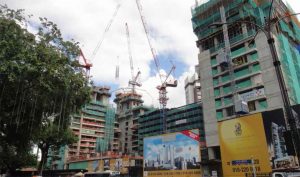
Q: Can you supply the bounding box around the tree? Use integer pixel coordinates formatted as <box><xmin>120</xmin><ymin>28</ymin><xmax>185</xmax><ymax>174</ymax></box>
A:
<box><xmin>0</xmin><ymin>5</ymin><xmax>91</xmax><ymax>172</ymax></box>
<box><xmin>35</xmin><ymin>120</ymin><xmax>78</xmax><ymax>172</ymax></box>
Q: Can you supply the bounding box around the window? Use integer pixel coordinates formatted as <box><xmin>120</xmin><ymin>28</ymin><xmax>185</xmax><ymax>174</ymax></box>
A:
<box><xmin>258</xmin><ymin>99</ymin><xmax>268</xmax><ymax>110</ymax></box>
<box><xmin>248</xmin><ymin>101</ymin><xmax>256</xmax><ymax>112</ymax></box>
<box><xmin>211</xmin><ymin>57</ymin><xmax>217</xmax><ymax>65</ymax></box>
<box><xmin>228</xmin><ymin>25</ymin><xmax>242</xmax><ymax>40</ymax></box>
<box><xmin>249</xmin><ymin>52</ymin><xmax>258</xmax><ymax>61</ymax></box>
<box><xmin>216</xmin><ymin>110</ymin><xmax>223</xmax><ymax>120</ymax></box>
<box><xmin>236</xmin><ymin>78</ymin><xmax>252</xmax><ymax>89</ymax></box>
<box><xmin>224</xmin><ymin>96</ymin><xmax>233</xmax><ymax>105</ymax></box>
<box><xmin>213</xmin><ymin>78</ymin><xmax>219</xmax><ymax>86</ymax></box>
<box><xmin>215</xmin><ymin>99</ymin><xmax>222</xmax><ymax>108</ymax></box>
<box><xmin>214</xmin><ymin>88</ymin><xmax>220</xmax><ymax>97</ymax></box>
<box><xmin>222</xmin><ymin>74</ymin><xmax>230</xmax><ymax>82</ymax></box>
<box><xmin>220</xmin><ymin>65</ymin><xmax>228</xmax><ymax>72</ymax></box>
<box><xmin>223</xmin><ymin>84</ymin><xmax>232</xmax><ymax>95</ymax></box>
<box><xmin>234</xmin><ymin>66</ymin><xmax>250</xmax><ymax>78</ymax></box>
<box><xmin>202</xmin><ymin>37</ymin><xmax>215</xmax><ymax>51</ymax></box>
<box><xmin>226</xmin><ymin>106</ymin><xmax>234</xmax><ymax>116</ymax></box>
<box><xmin>216</xmin><ymin>32</ymin><xmax>224</xmax><ymax>44</ymax></box>
<box><xmin>252</xmin><ymin>63</ymin><xmax>261</xmax><ymax>72</ymax></box>
<box><xmin>232</xmin><ymin>56</ymin><xmax>248</xmax><ymax>66</ymax></box>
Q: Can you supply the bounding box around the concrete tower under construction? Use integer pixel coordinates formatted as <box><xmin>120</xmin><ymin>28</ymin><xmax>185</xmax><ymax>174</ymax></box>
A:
<box><xmin>114</xmin><ymin>90</ymin><xmax>150</xmax><ymax>155</ymax></box>
<box><xmin>68</xmin><ymin>86</ymin><xmax>119</xmax><ymax>160</ymax></box>
<box><xmin>191</xmin><ymin>0</ymin><xmax>300</xmax><ymax>175</ymax></box>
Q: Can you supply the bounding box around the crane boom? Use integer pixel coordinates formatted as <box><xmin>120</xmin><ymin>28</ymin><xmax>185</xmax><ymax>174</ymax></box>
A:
<box><xmin>135</xmin><ymin>0</ymin><xmax>161</xmax><ymax>82</ymax></box>
<box><xmin>91</xmin><ymin>3</ymin><xmax>121</xmax><ymax>60</ymax></box>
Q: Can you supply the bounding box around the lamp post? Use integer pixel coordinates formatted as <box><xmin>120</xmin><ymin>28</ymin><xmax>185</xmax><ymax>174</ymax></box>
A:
<box><xmin>209</xmin><ymin>5</ymin><xmax>300</xmax><ymax>163</ymax></box>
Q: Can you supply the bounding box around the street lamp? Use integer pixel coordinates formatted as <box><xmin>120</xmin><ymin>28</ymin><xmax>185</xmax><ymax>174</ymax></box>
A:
<box><xmin>209</xmin><ymin>5</ymin><xmax>300</xmax><ymax>162</ymax></box>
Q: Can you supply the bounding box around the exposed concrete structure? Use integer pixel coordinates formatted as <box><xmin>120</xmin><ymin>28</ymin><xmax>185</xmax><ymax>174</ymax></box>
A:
<box><xmin>114</xmin><ymin>91</ymin><xmax>150</xmax><ymax>155</ymax></box>
<box><xmin>184</xmin><ymin>72</ymin><xmax>201</xmax><ymax>104</ymax></box>
<box><xmin>192</xmin><ymin>0</ymin><xmax>300</xmax><ymax>175</ymax></box>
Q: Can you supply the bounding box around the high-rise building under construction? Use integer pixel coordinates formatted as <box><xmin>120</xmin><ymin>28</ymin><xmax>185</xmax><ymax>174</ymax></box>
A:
<box><xmin>114</xmin><ymin>90</ymin><xmax>150</xmax><ymax>155</ymax></box>
<box><xmin>191</xmin><ymin>0</ymin><xmax>300</xmax><ymax>174</ymax></box>
<box><xmin>68</xmin><ymin>86</ymin><xmax>119</xmax><ymax>160</ymax></box>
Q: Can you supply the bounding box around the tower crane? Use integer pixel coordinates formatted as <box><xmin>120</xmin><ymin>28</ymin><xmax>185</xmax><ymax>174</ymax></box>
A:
<box><xmin>135</xmin><ymin>0</ymin><xmax>177</xmax><ymax>133</ymax></box>
<box><xmin>91</xmin><ymin>2</ymin><xmax>121</xmax><ymax>61</ymax></box>
<box><xmin>125</xmin><ymin>23</ymin><xmax>142</xmax><ymax>93</ymax></box>
<box><xmin>79</xmin><ymin>49</ymin><xmax>93</xmax><ymax>77</ymax></box>
<box><xmin>78</xmin><ymin>2</ymin><xmax>121</xmax><ymax>78</ymax></box>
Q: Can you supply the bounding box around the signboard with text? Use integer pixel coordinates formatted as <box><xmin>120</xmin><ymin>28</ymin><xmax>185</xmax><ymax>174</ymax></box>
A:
<box><xmin>218</xmin><ymin>109</ymin><xmax>300</xmax><ymax>177</ymax></box>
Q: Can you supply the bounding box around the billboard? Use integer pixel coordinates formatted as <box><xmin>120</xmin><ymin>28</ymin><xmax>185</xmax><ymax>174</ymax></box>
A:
<box><xmin>87</xmin><ymin>160</ymin><xmax>103</xmax><ymax>172</ymax></box>
<box><xmin>262</xmin><ymin>109</ymin><xmax>299</xmax><ymax>170</ymax></box>
<box><xmin>219</xmin><ymin>109</ymin><xmax>299</xmax><ymax>177</ymax></box>
<box><xmin>143</xmin><ymin>129</ymin><xmax>201</xmax><ymax>177</ymax></box>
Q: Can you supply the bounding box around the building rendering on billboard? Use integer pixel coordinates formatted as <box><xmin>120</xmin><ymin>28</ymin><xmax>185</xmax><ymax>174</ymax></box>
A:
<box><xmin>143</xmin><ymin>130</ymin><xmax>201</xmax><ymax>177</ymax></box>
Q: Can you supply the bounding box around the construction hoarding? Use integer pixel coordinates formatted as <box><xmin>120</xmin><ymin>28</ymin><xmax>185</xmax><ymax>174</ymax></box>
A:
<box><xmin>82</xmin><ymin>157</ymin><xmax>131</xmax><ymax>174</ymax></box>
<box><xmin>143</xmin><ymin>129</ymin><xmax>201</xmax><ymax>177</ymax></box>
<box><xmin>87</xmin><ymin>160</ymin><xmax>103</xmax><ymax>172</ymax></box>
<box><xmin>219</xmin><ymin>109</ymin><xmax>299</xmax><ymax>177</ymax></box>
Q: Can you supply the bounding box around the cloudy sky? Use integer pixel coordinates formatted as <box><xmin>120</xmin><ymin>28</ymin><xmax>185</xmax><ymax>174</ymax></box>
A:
<box><xmin>2</xmin><ymin>0</ymin><xmax>300</xmax><ymax>108</ymax></box>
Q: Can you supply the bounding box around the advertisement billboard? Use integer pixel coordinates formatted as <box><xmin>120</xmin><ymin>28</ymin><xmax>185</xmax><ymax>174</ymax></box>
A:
<box><xmin>261</xmin><ymin>109</ymin><xmax>299</xmax><ymax>170</ymax></box>
<box><xmin>143</xmin><ymin>129</ymin><xmax>201</xmax><ymax>177</ymax></box>
<box><xmin>87</xmin><ymin>160</ymin><xmax>102</xmax><ymax>172</ymax></box>
<box><xmin>219</xmin><ymin>109</ymin><xmax>299</xmax><ymax>177</ymax></box>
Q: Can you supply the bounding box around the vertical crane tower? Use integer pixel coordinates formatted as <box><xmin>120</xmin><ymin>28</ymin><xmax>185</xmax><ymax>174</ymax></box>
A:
<box><xmin>135</xmin><ymin>0</ymin><xmax>177</xmax><ymax>133</ymax></box>
<box><xmin>126</xmin><ymin>23</ymin><xmax>142</xmax><ymax>93</ymax></box>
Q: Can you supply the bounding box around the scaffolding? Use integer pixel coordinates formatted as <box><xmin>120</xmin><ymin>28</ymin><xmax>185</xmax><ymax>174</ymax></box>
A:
<box><xmin>96</xmin><ymin>107</ymin><xmax>116</xmax><ymax>153</ymax></box>
<box><xmin>192</xmin><ymin>0</ymin><xmax>262</xmax><ymax>43</ymax></box>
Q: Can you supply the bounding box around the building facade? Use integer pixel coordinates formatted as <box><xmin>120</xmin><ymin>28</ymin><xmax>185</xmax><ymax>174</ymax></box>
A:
<box><xmin>184</xmin><ymin>72</ymin><xmax>202</xmax><ymax>104</ymax></box>
<box><xmin>138</xmin><ymin>102</ymin><xmax>204</xmax><ymax>155</ymax></box>
<box><xmin>114</xmin><ymin>91</ymin><xmax>150</xmax><ymax>156</ymax></box>
<box><xmin>191</xmin><ymin>0</ymin><xmax>300</xmax><ymax>171</ymax></box>
<box><xmin>68</xmin><ymin>86</ymin><xmax>119</xmax><ymax>160</ymax></box>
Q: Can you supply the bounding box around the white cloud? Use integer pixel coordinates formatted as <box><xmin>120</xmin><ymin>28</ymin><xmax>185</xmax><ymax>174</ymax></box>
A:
<box><xmin>2</xmin><ymin>0</ymin><xmax>299</xmax><ymax>109</ymax></box>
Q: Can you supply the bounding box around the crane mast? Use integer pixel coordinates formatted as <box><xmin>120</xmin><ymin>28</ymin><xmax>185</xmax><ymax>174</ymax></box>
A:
<box><xmin>126</xmin><ymin>23</ymin><xmax>135</xmax><ymax>82</ymax></box>
<box><xmin>135</xmin><ymin>0</ymin><xmax>177</xmax><ymax>133</ymax></box>
<box><xmin>125</xmin><ymin>23</ymin><xmax>141</xmax><ymax>93</ymax></box>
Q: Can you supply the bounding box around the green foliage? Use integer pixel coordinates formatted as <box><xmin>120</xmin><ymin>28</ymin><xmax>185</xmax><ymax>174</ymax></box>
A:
<box><xmin>0</xmin><ymin>5</ymin><xmax>91</xmax><ymax>172</ymax></box>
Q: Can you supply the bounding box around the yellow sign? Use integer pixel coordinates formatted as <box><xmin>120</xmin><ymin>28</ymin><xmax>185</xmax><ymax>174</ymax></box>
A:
<box><xmin>218</xmin><ymin>113</ymin><xmax>272</xmax><ymax>177</ymax></box>
<box><xmin>109</xmin><ymin>159</ymin><xmax>115</xmax><ymax>171</ymax></box>
<box><xmin>99</xmin><ymin>160</ymin><xmax>104</xmax><ymax>172</ymax></box>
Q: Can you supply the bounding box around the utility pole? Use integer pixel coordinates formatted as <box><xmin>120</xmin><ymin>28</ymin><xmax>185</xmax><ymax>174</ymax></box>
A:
<box><xmin>264</xmin><ymin>23</ymin><xmax>300</xmax><ymax>161</ymax></box>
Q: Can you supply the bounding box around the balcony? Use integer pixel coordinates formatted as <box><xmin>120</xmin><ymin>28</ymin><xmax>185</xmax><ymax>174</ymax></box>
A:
<box><xmin>130</xmin><ymin>124</ymin><xmax>139</xmax><ymax>130</ymax></box>
<box><xmin>69</xmin><ymin>148</ymin><xmax>77</xmax><ymax>152</ymax></box>
<box><xmin>82</xmin><ymin>120</ymin><xmax>104</xmax><ymax>127</ymax></box>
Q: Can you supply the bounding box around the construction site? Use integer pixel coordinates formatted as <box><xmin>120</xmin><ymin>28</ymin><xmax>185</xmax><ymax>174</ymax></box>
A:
<box><xmin>44</xmin><ymin>0</ymin><xmax>300</xmax><ymax>176</ymax></box>
<box><xmin>46</xmin><ymin>0</ymin><xmax>181</xmax><ymax>174</ymax></box>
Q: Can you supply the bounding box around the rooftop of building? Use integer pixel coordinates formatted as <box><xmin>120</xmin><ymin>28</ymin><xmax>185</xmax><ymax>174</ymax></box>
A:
<box><xmin>93</xmin><ymin>86</ymin><xmax>111</xmax><ymax>96</ymax></box>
